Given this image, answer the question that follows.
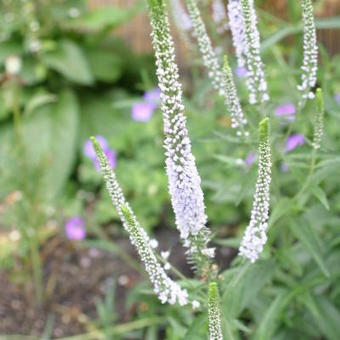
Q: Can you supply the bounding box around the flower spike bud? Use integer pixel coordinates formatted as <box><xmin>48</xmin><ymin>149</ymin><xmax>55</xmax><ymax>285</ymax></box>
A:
<box><xmin>208</xmin><ymin>282</ymin><xmax>224</xmax><ymax>340</ymax></box>
<box><xmin>312</xmin><ymin>88</ymin><xmax>324</xmax><ymax>150</ymax></box>
<box><xmin>185</xmin><ymin>0</ymin><xmax>225</xmax><ymax>96</ymax></box>
<box><xmin>223</xmin><ymin>55</ymin><xmax>248</xmax><ymax>137</ymax></box>
<box><xmin>146</xmin><ymin>0</ymin><xmax>212</xmax><ymax>273</ymax></box>
<box><xmin>240</xmin><ymin>0</ymin><xmax>269</xmax><ymax>104</ymax></box>
<box><xmin>239</xmin><ymin>118</ymin><xmax>271</xmax><ymax>262</ymax></box>
<box><xmin>297</xmin><ymin>0</ymin><xmax>318</xmax><ymax>106</ymax></box>
<box><xmin>228</xmin><ymin>0</ymin><xmax>247</xmax><ymax>68</ymax></box>
<box><xmin>91</xmin><ymin>137</ymin><xmax>188</xmax><ymax>306</ymax></box>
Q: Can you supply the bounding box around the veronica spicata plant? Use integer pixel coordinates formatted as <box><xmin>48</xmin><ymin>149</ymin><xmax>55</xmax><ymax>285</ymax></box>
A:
<box><xmin>88</xmin><ymin>0</ymin><xmax>331</xmax><ymax>337</ymax></box>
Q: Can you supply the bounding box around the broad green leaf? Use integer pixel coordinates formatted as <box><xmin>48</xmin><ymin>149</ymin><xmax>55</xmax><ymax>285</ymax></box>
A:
<box><xmin>40</xmin><ymin>39</ymin><xmax>94</xmax><ymax>85</ymax></box>
<box><xmin>20</xmin><ymin>90</ymin><xmax>79</xmax><ymax>198</ymax></box>
<box><xmin>24</xmin><ymin>92</ymin><xmax>57</xmax><ymax>116</ymax></box>
<box><xmin>85</xmin><ymin>49</ymin><xmax>123</xmax><ymax>82</ymax></box>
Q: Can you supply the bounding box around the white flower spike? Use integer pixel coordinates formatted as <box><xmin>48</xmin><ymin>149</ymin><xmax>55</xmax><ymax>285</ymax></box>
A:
<box><xmin>312</xmin><ymin>88</ymin><xmax>324</xmax><ymax>150</ymax></box>
<box><xmin>91</xmin><ymin>137</ymin><xmax>188</xmax><ymax>306</ymax></box>
<box><xmin>228</xmin><ymin>0</ymin><xmax>247</xmax><ymax>68</ymax></box>
<box><xmin>223</xmin><ymin>55</ymin><xmax>248</xmax><ymax>136</ymax></box>
<box><xmin>208</xmin><ymin>282</ymin><xmax>224</xmax><ymax>340</ymax></box>
<box><xmin>239</xmin><ymin>118</ymin><xmax>271</xmax><ymax>262</ymax></box>
<box><xmin>146</xmin><ymin>0</ymin><xmax>212</xmax><ymax>272</ymax></box>
<box><xmin>240</xmin><ymin>0</ymin><xmax>269</xmax><ymax>104</ymax></box>
<box><xmin>212</xmin><ymin>0</ymin><xmax>228</xmax><ymax>34</ymax></box>
<box><xmin>185</xmin><ymin>0</ymin><xmax>225</xmax><ymax>96</ymax></box>
<box><xmin>297</xmin><ymin>0</ymin><xmax>318</xmax><ymax>106</ymax></box>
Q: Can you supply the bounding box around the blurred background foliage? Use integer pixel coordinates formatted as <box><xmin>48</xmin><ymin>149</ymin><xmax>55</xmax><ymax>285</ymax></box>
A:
<box><xmin>0</xmin><ymin>0</ymin><xmax>340</xmax><ymax>339</ymax></box>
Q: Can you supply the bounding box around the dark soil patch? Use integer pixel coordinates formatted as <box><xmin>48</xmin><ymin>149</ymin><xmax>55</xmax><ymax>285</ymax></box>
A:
<box><xmin>0</xmin><ymin>228</ymin><xmax>236</xmax><ymax>338</ymax></box>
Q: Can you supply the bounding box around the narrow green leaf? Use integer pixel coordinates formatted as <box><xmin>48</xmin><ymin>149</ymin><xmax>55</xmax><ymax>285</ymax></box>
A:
<box><xmin>289</xmin><ymin>221</ymin><xmax>330</xmax><ymax>277</ymax></box>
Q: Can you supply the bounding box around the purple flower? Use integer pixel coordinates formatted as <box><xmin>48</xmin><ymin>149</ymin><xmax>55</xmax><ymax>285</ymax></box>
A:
<box><xmin>335</xmin><ymin>93</ymin><xmax>340</xmax><ymax>105</ymax></box>
<box><xmin>65</xmin><ymin>216</ymin><xmax>86</xmax><ymax>240</ymax></box>
<box><xmin>144</xmin><ymin>87</ymin><xmax>161</xmax><ymax>107</ymax></box>
<box><xmin>285</xmin><ymin>134</ymin><xmax>305</xmax><ymax>152</ymax></box>
<box><xmin>245</xmin><ymin>152</ymin><xmax>255</xmax><ymax>167</ymax></box>
<box><xmin>131</xmin><ymin>102</ymin><xmax>154</xmax><ymax>122</ymax></box>
<box><xmin>275</xmin><ymin>103</ymin><xmax>296</xmax><ymax>121</ymax></box>
<box><xmin>84</xmin><ymin>135</ymin><xmax>108</xmax><ymax>159</ymax></box>
<box><xmin>235</xmin><ymin>66</ymin><xmax>247</xmax><ymax>78</ymax></box>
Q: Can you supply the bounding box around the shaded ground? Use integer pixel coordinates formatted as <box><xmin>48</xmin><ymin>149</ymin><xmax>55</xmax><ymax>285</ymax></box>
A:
<box><xmin>0</xmin><ymin>228</ymin><xmax>236</xmax><ymax>338</ymax></box>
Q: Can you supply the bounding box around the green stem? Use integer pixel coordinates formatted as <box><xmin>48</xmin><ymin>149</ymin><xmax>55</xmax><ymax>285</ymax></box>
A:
<box><xmin>30</xmin><ymin>231</ymin><xmax>44</xmax><ymax>305</ymax></box>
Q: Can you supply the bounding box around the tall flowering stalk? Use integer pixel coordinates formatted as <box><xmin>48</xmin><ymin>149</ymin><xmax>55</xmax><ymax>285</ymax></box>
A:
<box><xmin>240</xmin><ymin>0</ymin><xmax>269</xmax><ymax>104</ymax></box>
<box><xmin>208</xmin><ymin>282</ymin><xmax>224</xmax><ymax>340</ymax></box>
<box><xmin>239</xmin><ymin>118</ymin><xmax>271</xmax><ymax>262</ymax></box>
<box><xmin>312</xmin><ymin>88</ymin><xmax>324</xmax><ymax>150</ymax></box>
<box><xmin>223</xmin><ymin>55</ymin><xmax>248</xmax><ymax>136</ymax></box>
<box><xmin>228</xmin><ymin>0</ymin><xmax>247</xmax><ymax>68</ymax></box>
<box><xmin>297</xmin><ymin>0</ymin><xmax>318</xmax><ymax>105</ymax></box>
<box><xmin>146</xmin><ymin>0</ymin><xmax>213</xmax><ymax>274</ymax></box>
<box><xmin>185</xmin><ymin>0</ymin><xmax>225</xmax><ymax>96</ymax></box>
<box><xmin>91</xmin><ymin>137</ymin><xmax>188</xmax><ymax>306</ymax></box>
<box><xmin>185</xmin><ymin>0</ymin><xmax>248</xmax><ymax>135</ymax></box>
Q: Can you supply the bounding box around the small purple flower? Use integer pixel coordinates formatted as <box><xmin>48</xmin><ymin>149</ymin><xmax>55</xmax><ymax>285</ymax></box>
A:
<box><xmin>335</xmin><ymin>93</ymin><xmax>340</xmax><ymax>105</ymax></box>
<box><xmin>235</xmin><ymin>66</ymin><xmax>247</xmax><ymax>78</ymax></box>
<box><xmin>285</xmin><ymin>134</ymin><xmax>305</xmax><ymax>152</ymax></box>
<box><xmin>144</xmin><ymin>87</ymin><xmax>161</xmax><ymax>107</ymax></box>
<box><xmin>65</xmin><ymin>216</ymin><xmax>86</xmax><ymax>240</ymax></box>
<box><xmin>275</xmin><ymin>103</ymin><xmax>296</xmax><ymax>121</ymax></box>
<box><xmin>281</xmin><ymin>162</ymin><xmax>289</xmax><ymax>172</ymax></box>
<box><xmin>93</xmin><ymin>148</ymin><xmax>117</xmax><ymax>171</ymax></box>
<box><xmin>83</xmin><ymin>135</ymin><xmax>108</xmax><ymax>159</ymax></box>
<box><xmin>131</xmin><ymin>102</ymin><xmax>154</xmax><ymax>122</ymax></box>
<box><xmin>245</xmin><ymin>152</ymin><xmax>255</xmax><ymax>167</ymax></box>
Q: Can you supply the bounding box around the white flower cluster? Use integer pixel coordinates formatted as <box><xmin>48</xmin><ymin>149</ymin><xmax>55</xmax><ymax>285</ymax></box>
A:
<box><xmin>212</xmin><ymin>0</ymin><xmax>228</xmax><ymax>34</ymax></box>
<box><xmin>240</xmin><ymin>0</ymin><xmax>269</xmax><ymax>104</ymax></box>
<box><xmin>147</xmin><ymin>0</ymin><xmax>211</xmax><ymax>264</ymax></box>
<box><xmin>312</xmin><ymin>88</ymin><xmax>324</xmax><ymax>150</ymax></box>
<box><xmin>208</xmin><ymin>282</ymin><xmax>223</xmax><ymax>340</ymax></box>
<box><xmin>297</xmin><ymin>0</ymin><xmax>318</xmax><ymax>103</ymax></box>
<box><xmin>92</xmin><ymin>137</ymin><xmax>188</xmax><ymax>306</ymax></box>
<box><xmin>227</xmin><ymin>0</ymin><xmax>247</xmax><ymax>67</ymax></box>
<box><xmin>223</xmin><ymin>55</ymin><xmax>248</xmax><ymax>136</ymax></box>
<box><xmin>186</xmin><ymin>0</ymin><xmax>225</xmax><ymax>96</ymax></box>
<box><xmin>169</xmin><ymin>0</ymin><xmax>192</xmax><ymax>32</ymax></box>
<box><xmin>239</xmin><ymin>118</ymin><xmax>271</xmax><ymax>262</ymax></box>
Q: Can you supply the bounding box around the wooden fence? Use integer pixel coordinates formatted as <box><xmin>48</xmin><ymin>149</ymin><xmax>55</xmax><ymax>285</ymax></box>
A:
<box><xmin>89</xmin><ymin>0</ymin><xmax>340</xmax><ymax>59</ymax></box>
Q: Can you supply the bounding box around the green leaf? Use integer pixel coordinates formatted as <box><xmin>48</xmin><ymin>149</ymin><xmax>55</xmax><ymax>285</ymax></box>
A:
<box><xmin>21</xmin><ymin>90</ymin><xmax>79</xmax><ymax>198</ymax></box>
<box><xmin>40</xmin><ymin>39</ymin><xmax>94</xmax><ymax>85</ymax></box>
<box><xmin>65</xmin><ymin>6</ymin><xmax>138</xmax><ymax>31</ymax></box>
<box><xmin>24</xmin><ymin>92</ymin><xmax>57</xmax><ymax>116</ymax></box>
<box><xmin>311</xmin><ymin>186</ymin><xmax>330</xmax><ymax>210</ymax></box>
<box><xmin>289</xmin><ymin>220</ymin><xmax>330</xmax><ymax>278</ymax></box>
<box><xmin>85</xmin><ymin>49</ymin><xmax>123</xmax><ymax>82</ymax></box>
<box><xmin>303</xmin><ymin>294</ymin><xmax>340</xmax><ymax>340</ymax></box>
<box><xmin>254</xmin><ymin>290</ymin><xmax>295</xmax><ymax>340</ymax></box>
